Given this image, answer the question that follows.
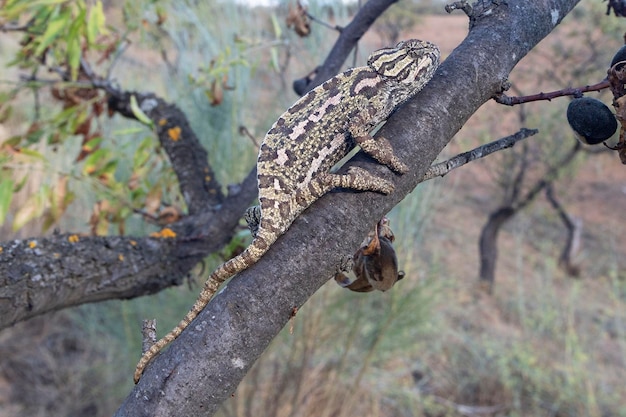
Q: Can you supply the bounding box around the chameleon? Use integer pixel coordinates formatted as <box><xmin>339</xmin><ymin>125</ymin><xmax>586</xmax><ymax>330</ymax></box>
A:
<box><xmin>134</xmin><ymin>39</ymin><xmax>440</xmax><ymax>383</ymax></box>
<box><xmin>335</xmin><ymin>217</ymin><xmax>405</xmax><ymax>292</ymax></box>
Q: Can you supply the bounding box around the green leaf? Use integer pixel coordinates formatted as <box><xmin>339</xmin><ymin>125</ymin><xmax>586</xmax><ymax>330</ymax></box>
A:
<box><xmin>29</xmin><ymin>0</ymin><xmax>70</xmax><ymax>6</ymax></box>
<box><xmin>270</xmin><ymin>13</ymin><xmax>282</xmax><ymax>39</ymax></box>
<box><xmin>0</xmin><ymin>178</ymin><xmax>14</xmax><ymax>225</ymax></box>
<box><xmin>66</xmin><ymin>6</ymin><xmax>86</xmax><ymax>80</ymax></box>
<box><xmin>67</xmin><ymin>37</ymin><xmax>81</xmax><ymax>80</ymax></box>
<box><xmin>270</xmin><ymin>46</ymin><xmax>280</xmax><ymax>72</ymax></box>
<box><xmin>33</xmin><ymin>7</ymin><xmax>69</xmax><ymax>57</ymax></box>
<box><xmin>82</xmin><ymin>148</ymin><xmax>108</xmax><ymax>175</ymax></box>
<box><xmin>129</xmin><ymin>95</ymin><xmax>155</xmax><ymax>127</ymax></box>
<box><xmin>133</xmin><ymin>137</ymin><xmax>153</xmax><ymax>168</ymax></box>
<box><xmin>13</xmin><ymin>186</ymin><xmax>47</xmax><ymax>232</ymax></box>
<box><xmin>87</xmin><ymin>0</ymin><xmax>107</xmax><ymax>44</ymax></box>
<box><xmin>98</xmin><ymin>159</ymin><xmax>118</xmax><ymax>177</ymax></box>
<box><xmin>18</xmin><ymin>148</ymin><xmax>46</xmax><ymax>160</ymax></box>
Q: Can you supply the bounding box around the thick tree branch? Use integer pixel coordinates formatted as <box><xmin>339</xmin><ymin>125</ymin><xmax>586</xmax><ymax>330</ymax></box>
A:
<box><xmin>105</xmin><ymin>89</ymin><xmax>224</xmax><ymax>214</ymax></box>
<box><xmin>116</xmin><ymin>1</ymin><xmax>582</xmax><ymax>415</ymax></box>
<box><xmin>0</xmin><ymin>164</ymin><xmax>258</xmax><ymax>331</ymax></box>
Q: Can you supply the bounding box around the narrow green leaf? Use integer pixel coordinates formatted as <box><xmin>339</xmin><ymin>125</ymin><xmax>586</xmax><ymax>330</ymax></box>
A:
<box><xmin>12</xmin><ymin>186</ymin><xmax>47</xmax><ymax>232</ymax></box>
<box><xmin>33</xmin><ymin>7</ymin><xmax>69</xmax><ymax>57</ymax></box>
<box><xmin>270</xmin><ymin>13</ymin><xmax>282</xmax><ymax>39</ymax></box>
<box><xmin>30</xmin><ymin>0</ymin><xmax>70</xmax><ymax>6</ymax></box>
<box><xmin>18</xmin><ymin>148</ymin><xmax>46</xmax><ymax>160</ymax></box>
<box><xmin>0</xmin><ymin>178</ymin><xmax>14</xmax><ymax>225</ymax></box>
<box><xmin>129</xmin><ymin>95</ymin><xmax>155</xmax><ymax>127</ymax></box>
<box><xmin>82</xmin><ymin>148</ymin><xmax>108</xmax><ymax>175</ymax></box>
<box><xmin>133</xmin><ymin>137</ymin><xmax>153</xmax><ymax>168</ymax></box>
<box><xmin>270</xmin><ymin>46</ymin><xmax>280</xmax><ymax>72</ymax></box>
<box><xmin>87</xmin><ymin>0</ymin><xmax>107</xmax><ymax>44</ymax></box>
<box><xmin>66</xmin><ymin>6</ymin><xmax>86</xmax><ymax>80</ymax></box>
<box><xmin>112</xmin><ymin>127</ymin><xmax>145</xmax><ymax>135</ymax></box>
<box><xmin>67</xmin><ymin>37</ymin><xmax>81</xmax><ymax>80</ymax></box>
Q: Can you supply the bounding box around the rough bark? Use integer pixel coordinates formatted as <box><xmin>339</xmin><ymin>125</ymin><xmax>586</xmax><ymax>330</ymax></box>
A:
<box><xmin>113</xmin><ymin>1</ymin><xmax>582</xmax><ymax>416</ymax></box>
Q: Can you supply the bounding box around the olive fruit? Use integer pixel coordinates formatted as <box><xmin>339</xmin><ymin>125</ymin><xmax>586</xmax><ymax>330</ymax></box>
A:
<box><xmin>566</xmin><ymin>97</ymin><xmax>617</xmax><ymax>145</ymax></box>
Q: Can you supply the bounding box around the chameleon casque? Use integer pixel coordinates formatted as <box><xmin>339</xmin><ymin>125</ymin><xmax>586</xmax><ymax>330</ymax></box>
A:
<box><xmin>134</xmin><ymin>39</ymin><xmax>440</xmax><ymax>383</ymax></box>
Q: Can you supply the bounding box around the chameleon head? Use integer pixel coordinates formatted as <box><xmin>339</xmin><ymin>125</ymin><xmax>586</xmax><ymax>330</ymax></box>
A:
<box><xmin>367</xmin><ymin>39</ymin><xmax>440</xmax><ymax>86</ymax></box>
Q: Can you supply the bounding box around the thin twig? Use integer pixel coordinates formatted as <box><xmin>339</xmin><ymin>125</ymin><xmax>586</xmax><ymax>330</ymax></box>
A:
<box><xmin>493</xmin><ymin>79</ymin><xmax>610</xmax><ymax>106</ymax></box>
<box><xmin>238</xmin><ymin>125</ymin><xmax>260</xmax><ymax>150</ymax></box>
<box><xmin>0</xmin><ymin>18</ymin><xmax>35</xmax><ymax>32</ymax></box>
<box><xmin>305</xmin><ymin>11</ymin><xmax>343</xmax><ymax>32</ymax></box>
<box><xmin>421</xmin><ymin>128</ymin><xmax>539</xmax><ymax>182</ymax></box>
<box><xmin>106</xmin><ymin>38</ymin><xmax>131</xmax><ymax>81</ymax></box>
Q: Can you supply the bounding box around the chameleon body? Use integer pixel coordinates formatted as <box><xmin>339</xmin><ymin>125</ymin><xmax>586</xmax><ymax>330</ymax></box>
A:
<box><xmin>134</xmin><ymin>39</ymin><xmax>440</xmax><ymax>383</ymax></box>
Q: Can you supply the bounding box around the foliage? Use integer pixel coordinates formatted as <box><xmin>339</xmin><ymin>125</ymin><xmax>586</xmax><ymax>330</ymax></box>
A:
<box><xmin>0</xmin><ymin>0</ymin><xmax>261</xmax><ymax>234</ymax></box>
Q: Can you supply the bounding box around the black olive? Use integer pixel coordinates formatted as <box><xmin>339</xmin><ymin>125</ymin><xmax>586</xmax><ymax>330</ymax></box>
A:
<box><xmin>566</xmin><ymin>97</ymin><xmax>618</xmax><ymax>145</ymax></box>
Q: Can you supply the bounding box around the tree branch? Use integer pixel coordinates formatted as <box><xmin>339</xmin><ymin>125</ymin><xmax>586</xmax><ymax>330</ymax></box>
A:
<box><xmin>293</xmin><ymin>0</ymin><xmax>399</xmax><ymax>95</ymax></box>
<box><xmin>422</xmin><ymin>128</ymin><xmax>539</xmax><ymax>181</ymax></box>
<box><xmin>116</xmin><ymin>1</ymin><xmax>582</xmax><ymax>415</ymax></box>
<box><xmin>105</xmin><ymin>89</ymin><xmax>224</xmax><ymax>214</ymax></box>
<box><xmin>493</xmin><ymin>79</ymin><xmax>610</xmax><ymax>106</ymax></box>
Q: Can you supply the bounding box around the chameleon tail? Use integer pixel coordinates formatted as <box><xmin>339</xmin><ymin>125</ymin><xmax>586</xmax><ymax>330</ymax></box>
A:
<box><xmin>133</xmin><ymin>233</ymin><xmax>273</xmax><ymax>383</ymax></box>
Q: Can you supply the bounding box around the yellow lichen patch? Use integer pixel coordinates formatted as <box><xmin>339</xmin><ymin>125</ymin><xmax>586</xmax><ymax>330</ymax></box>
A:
<box><xmin>150</xmin><ymin>227</ymin><xmax>177</xmax><ymax>239</ymax></box>
<box><xmin>53</xmin><ymin>253</ymin><xmax>61</xmax><ymax>259</ymax></box>
<box><xmin>158</xmin><ymin>118</ymin><xmax>167</xmax><ymax>126</ymax></box>
<box><xmin>130</xmin><ymin>240</ymin><xmax>137</xmax><ymax>246</ymax></box>
<box><xmin>0</xmin><ymin>247</ymin><xmax>3</xmax><ymax>253</ymax></box>
<box><xmin>68</xmin><ymin>234</ymin><xmax>80</xmax><ymax>243</ymax></box>
<box><xmin>28</xmin><ymin>241</ymin><xmax>37</xmax><ymax>249</ymax></box>
<box><xmin>118</xmin><ymin>254</ymin><xmax>125</xmax><ymax>262</ymax></box>
<box><xmin>167</xmin><ymin>126</ymin><xmax>182</xmax><ymax>141</ymax></box>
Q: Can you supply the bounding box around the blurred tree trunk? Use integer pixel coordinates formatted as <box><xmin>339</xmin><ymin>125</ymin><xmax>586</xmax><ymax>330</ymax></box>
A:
<box><xmin>479</xmin><ymin>206</ymin><xmax>515</xmax><ymax>293</ymax></box>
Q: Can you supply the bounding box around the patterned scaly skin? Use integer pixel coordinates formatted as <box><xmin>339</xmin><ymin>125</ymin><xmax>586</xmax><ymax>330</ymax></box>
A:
<box><xmin>134</xmin><ymin>39</ymin><xmax>440</xmax><ymax>383</ymax></box>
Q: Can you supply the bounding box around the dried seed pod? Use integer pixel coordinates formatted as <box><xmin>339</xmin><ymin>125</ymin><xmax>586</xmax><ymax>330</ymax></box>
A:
<box><xmin>566</xmin><ymin>97</ymin><xmax>617</xmax><ymax>145</ymax></box>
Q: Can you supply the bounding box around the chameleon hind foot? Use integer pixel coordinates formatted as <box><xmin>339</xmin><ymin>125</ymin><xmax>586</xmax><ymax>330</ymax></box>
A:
<box><xmin>323</xmin><ymin>166</ymin><xmax>395</xmax><ymax>194</ymax></box>
<box><xmin>245</xmin><ymin>205</ymin><xmax>261</xmax><ymax>237</ymax></box>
